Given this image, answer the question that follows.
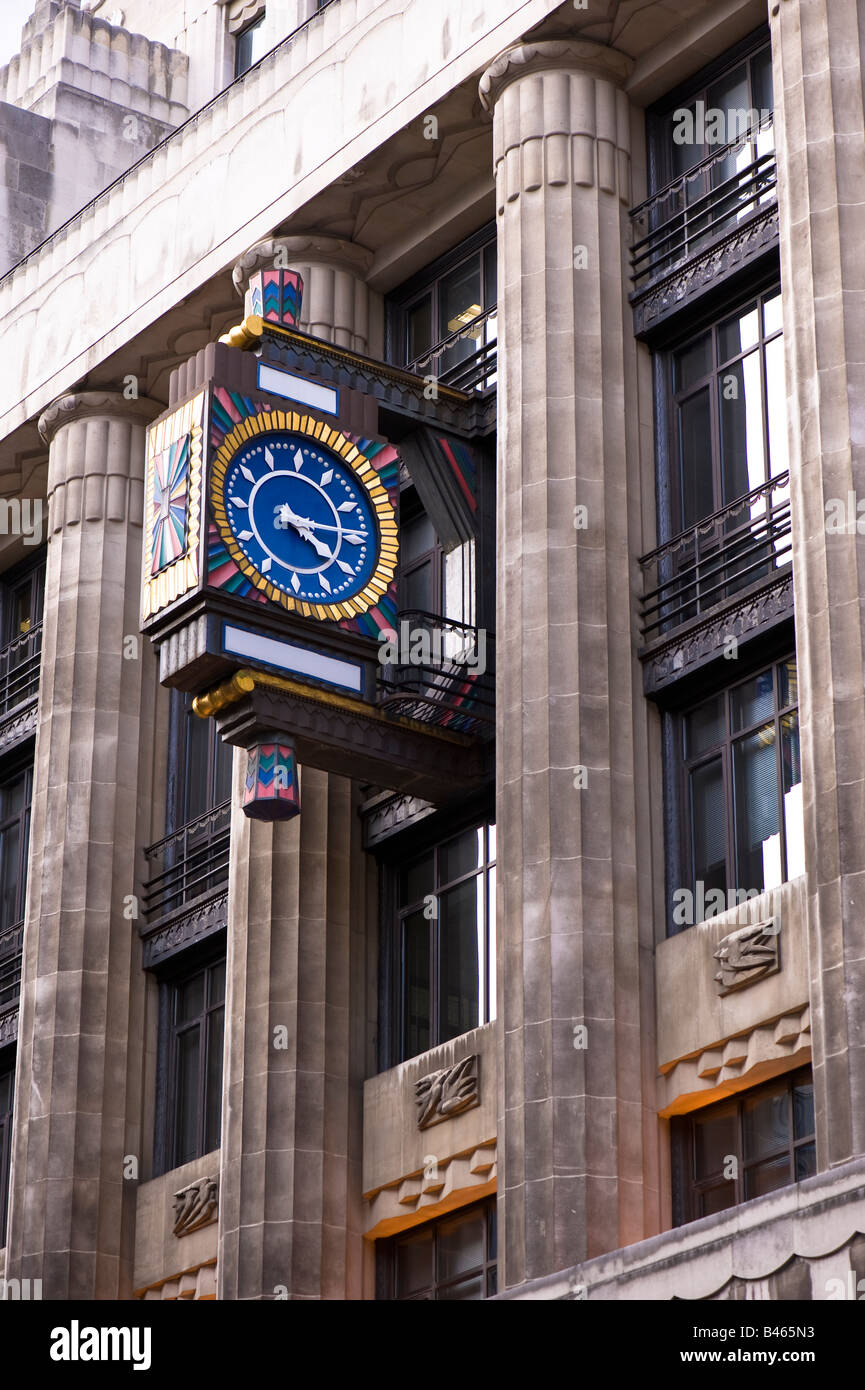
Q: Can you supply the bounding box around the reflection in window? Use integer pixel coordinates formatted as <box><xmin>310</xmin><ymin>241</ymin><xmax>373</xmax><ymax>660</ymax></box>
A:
<box><xmin>380</xmin><ymin>1199</ymin><xmax>497</xmax><ymax>1299</ymax></box>
<box><xmin>398</xmin><ymin>824</ymin><xmax>496</xmax><ymax>1062</ymax></box>
<box><xmin>680</xmin><ymin>658</ymin><xmax>802</xmax><ymax>921</ymax></box>
<box><xmin>235</xmin><ymin>16</ymin><xmax>268</xmax><ymax>77</ymax></box>
<box><xmin>672</xmin><ymin>1068</ymin><xmax>815</xmax><ymax>1225</ymax></box>
<box><xmin>389</xmin><ymin>230</ymin><xmax>497</xmax><ymax>387</ymax></box>
<box><xmin>167</xmin><ymin>957</ymin><xmax>226</xmax><ymax>1168</ymax></box>
<box><xmin>672</xmin><ymin>286</ymin><xmax>786</xmax><ymax>535</ymax></box>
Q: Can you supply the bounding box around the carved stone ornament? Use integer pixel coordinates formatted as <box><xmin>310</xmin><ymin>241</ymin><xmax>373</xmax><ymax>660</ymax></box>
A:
<box><xmin>478</xmin><ymin>39</ymin><xmax>633</xmax><ymax>112</ymax></box>
<box><xmin>714</xmin><ymin>919</ymin><xmax>781</xmax><ymax>995</ymax></box>
<box><xmin>173</xmin><ymin>1175</ymin><xmax>219</xmax><ymax>1237</ymax></box>
<box><xmin>37</xmin><ymin>390</ymin><xmax>160</xmax><ymax>444</ymax></box>
<box><xmin>415</xmin><ymin>1054</ymin><xmax>479</xmax><ymax>1130</ymax></box>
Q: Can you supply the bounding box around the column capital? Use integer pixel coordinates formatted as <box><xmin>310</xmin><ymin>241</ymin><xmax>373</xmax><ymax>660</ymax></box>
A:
<box><xmin>38</xmin><ymin>390</ymin><xmax>160</xmax><ymax>445</ymax></box>
<box><xmin>479</xmin><ymin>39</ymin><xmax>633</xmax><ymax>113</ymax></box>
<box><xmin>232</xmin><ymin>233</ymin><xmax>373</xmax><ymax>300</ymax></box>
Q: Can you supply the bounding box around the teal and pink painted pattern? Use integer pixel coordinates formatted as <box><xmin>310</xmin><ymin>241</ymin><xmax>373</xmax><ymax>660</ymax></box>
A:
<box><xmin>248</xmin><ymin>269</ymin><xmax>303</xmax><ymax>328</ymax></box>
<box><xmin>242</xmin><ymin>741</ymin><xmax>301</xmax><ymax>821</ymax></box>
<box><xmin>150</xmin><ymin>433</ymin><xmax>190</xmax><ymax>576</ymax></box>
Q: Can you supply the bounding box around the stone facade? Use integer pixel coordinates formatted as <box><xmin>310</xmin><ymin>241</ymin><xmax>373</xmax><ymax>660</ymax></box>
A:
<box><xmin>0</xmin><ymin>0</ymin><xmax>863</xmax><ymax>1306</ymax></box>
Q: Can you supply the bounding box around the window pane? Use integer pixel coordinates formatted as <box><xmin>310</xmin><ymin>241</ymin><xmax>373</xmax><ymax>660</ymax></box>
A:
<box><xmin>742</xmin><ymin>1083</ymin><xmax>788</xmax><ymax>1161</ymax></box>
<box><xmin>438</xmin><ymin>260</ymin><xmax>482</xmax><ymax>339</ymax></box>
<box><xmin>176</xmin><ymin>970</ymin><xmax>205</xmax><ymax>1024</ymax></box>
<box><xmin>678</xmin><ymin>389</ymin><xmax>714</xmax><ymax>529</ymax></box>
<box><xmin>694</xmin><ymin>1106</ymin><xmax>737</xmax><ymax>1179</ymax></box>
<box><xmin>0</xmin><ymin>818</ymin><xmax>21</xmax><ymax>932</ymax></box>
<box><xmin>718</xmin><ymin>303</ymin><xmax>760</xmax><ymax>364</ymax></box>
<box><xmin>793</xmin><ymin>1079</ymin><xmax>814</xmax><ymax>1141</ymax></box>
<box><xmin>402</xmin><ymin>854</ymin><xmax>434</xmax><ymax>908</ymax></box>
<box><xmin>396</xmin><ymin>1228</ymin><xmax>433</xmax><ymax>1296</ymax></box>
<box><xmin>488</xmin><ymin>863</ymin><xmax>497</xmax><ymax>1022</ymax></box>
<box><xmin>690</xmin><ymin>759</ymin><xmax>727</xmax><ymax>904</ymax></box>
<box><xmin>745</xmin><ymin>1154</ymin><xmax>791</xmax><ymax>1199</ymax></box>
<box><xmin>795</xmin><ymin>1142</ymin><xmax>816</xmax><ymax>1181</ymax></box>
<box><xmin>731</xmin><ymin>669</ymin><xmax>774</xmax><ymax>731</ymax></box>
<box><xmin>204</xmin><ymin>1005</ymin><xmax>224</xmax><ymax>1153</ymax></box>
<box><xmin>701</xmin><ymin>1183</ymin><xmax>737</xmax><ymax>1217</ymax></box>
<box><xmin>175</xmin><ymin>1027</ymin><xmax>201</xmax><ymax>1165</ymax></box>
<box><xmin>401</xmin><ymin>561</ymin><xmax>435</xmax><ymax>614</ymax></box>
<box><xmin>438</xmin><ymin>1274</ymin><xmax>484</xmax><ymax>1300</ymax></box>
<box><xmin>763</xmin><ymin>291</ymin><xmax>783</xmax><ymax>339</ymax></box>
<box><xmin>402</xmin><ymin>911</ymin><xmax>430</xmax><ymax>1059</ymax></box>
<box><xmin>483</xmin><ymin>243</ymin><xmax>498</xmax><ymax>311</ymax></box>
<box><xmin>407</xmin><ymin>297</ymin><xmax>433</xmax><ymax>362</ymax></box>
<box><xmin>764</xmin><ymin>335</ymin><xmax>788</xmax><ymax>477</ymax></box>
<box><xmin>235</xmin><ymin>18</ymin><xmax>268</xmax><ymax>77</ymax></box>
<box><xmin>213</xmin><ymin>736</ymin><xmax>233</xmax><ymax>805</ymax></box>
<box><xmin>488</xmin><ymin>823</ymin><xmax>496</xmax><ymax>861</ymax></box>
<box><xmin>752</xmin><ymin>47</ymin><xmax>774</xmax><ymax>116</ymax></box>
<box><xmin>437</xmin><ymin>1208</ymin><xmax>485</xmax><ymax>1281</ymax></box>
<box><xmin>184</xmin><ymin>714</ymin><xmax>210</xmax><ymax>823</ymax></box>
<box><xmin>719</xmin><ymin>349</ymin><xmax>765</xmax><ymax>502</ymax></box>
<box><xmin>439</xmin><ymin>828</ymin><xmax>482</xmax><ymax>885</ymax></box>
<box><xmin>779</xmin><ymin>658</ymin><xmax>798</xmax><ymax>709</ymax></box>
<box><xmin>674</xmin><ymin>332</ymin><xmax>712</xmax><ymax>393</ymax></box>
<box><xmin>733</xmin><ymin>725</ymin><xmax>781</xmax><ymax>892</ymax></box>
<box><xmin>782</xmin><ymin>711</ymin><xmax>804</xmax><ymax>879</ymax></box>
<box><xmin>438</xmin><ymin>879</ymin><xmax>481</xmax><ymax>1043</ymax></box>
<box><xmin>685</xmin><ymin>695</ymin><xmax>724</xmax><ymax>757</ymax></box>
<box><xmin>402</xmin><ymin>513</ymin><xmax>436</xmax><ymax>567</ymax></box>
<box><xmin>209</xmin><ymin>960</ymin><xmax>226</xmax><ymax>1007</ymax></box>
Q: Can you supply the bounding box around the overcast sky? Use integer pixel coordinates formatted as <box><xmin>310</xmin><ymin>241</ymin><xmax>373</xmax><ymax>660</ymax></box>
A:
<box><xmin>0</xmin><ymin>0</ymin><xmax>40</xmax><ymax>68</ymax></box>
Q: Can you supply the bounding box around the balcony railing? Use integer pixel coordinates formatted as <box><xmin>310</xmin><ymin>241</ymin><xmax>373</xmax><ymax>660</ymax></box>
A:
<box><xmin>377</xmin><ymin>610</ymin><xmax>495</xmax><ymax>737</ymax></box>
<box><xmin>639</xmin><ymin>473</ymin><xmax>792</xmax><ymax>640</ymax></box>
<box><xmin>143</xmin><ymin>800</ymin><xmax>231</xmax><ymax>923</ymax></box>
<box><xmin>0</xmin><ymin>624</ymin><xmax>42</xmax><ymax>718</ymax></box>
<box><xmin>630</xmin><ymin>117</ymin><xmax>776</xmax><ymax>290</ymax></box>
<box><xmin>405</xmin><ymin>307</ymin><xmax>498</xmax><ymax>395</ymax></box>
<box><xmin>0</xmin><ymin>923</ymin><xmax>23</xmax><ymax>1014</ymax></box>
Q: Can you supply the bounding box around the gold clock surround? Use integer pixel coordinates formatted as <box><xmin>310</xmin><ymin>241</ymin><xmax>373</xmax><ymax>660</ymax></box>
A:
<box><xmin>210</xmin><ymin>408</ymin><xmax>398</xmax><ymax>621</ymax></box>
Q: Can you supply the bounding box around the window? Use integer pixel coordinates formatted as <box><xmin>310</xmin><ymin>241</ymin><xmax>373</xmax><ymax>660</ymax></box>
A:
<box><xmin>672</xmin><ymin>1067</ymin><xmax>815</xmax><ymax>1225</ymax></box>
<box><xmin>670</xmin><ymin>285</ymin><xmax>787</xmax><ymax>536</ymax></box>
<box><xmin>165</xmin><ymin>956</ymin><xmax>226</xmax><ymax>1169</ymax></box>
<box><xmin>398</xmin><ymin>823</ymin><xmax>495</xmax><ymax>1062</ymax></box>
<box><xmin>0</xmin><ymin>1051</ymin><xmax>12</xmax><ymax>1245</ymax></box>
<box><xmin>399</xmin><ymin>497</ymin><xmax>442</xmax><ymax>616</ymax></box>
<box><xmin>235</xmin><ymin>15</ymin><xmax>268</xmax><ymax>77</ymax></box>
<box><xmin>0</xmin><ymin>764</ymin><xmax>32</xmax><ymax>936</ymax></box>
<box><xmin>388</xmin><ymin>228</ymin><xmax>497</xmax><ymax>384</ymax></box>
<box><xmin>0</xmin><ymin>552</ymin><xmax>45</xmax><ymax>717</ymax></box>
<box><xmin>678</xmin><ymin>656</ymin><xmax>802</xmax><ymax>922</ymax></box>
<box><xmin>379</xmin><ymin>1199</ymin><xmax>497</xmax><ymax>1299</ymax></box>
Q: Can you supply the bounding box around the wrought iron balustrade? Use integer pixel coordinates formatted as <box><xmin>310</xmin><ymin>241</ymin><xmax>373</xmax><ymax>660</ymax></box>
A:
<box><xmin>639</xmin><ymin>473</ymin><xmax>792</xmax><ymax>640</ymax></box>
<box><xmin>405</xmin><ymin>307</ymin><xmax>498</xmax><ymax>395</ymax></box>
<box><xmin>0</xmin><ymin>624</ymin><xmax>42</xmax><ymax>717</ymax></box>
<box><xmin>377</xmin><ymin>610</ymin><xmax>495</xmax><ymax>738</ymax></box>
<box><xmin>0</xmin><ymin>923</ymin><xmax>23</xmax><ymax>1013</ymax></box>
<box><xmin>143</xmin><ymin>801</ymin><xmax>231</xmax><ymax>924</ymax></box>
<box><xmin>630</xmin><ymin>118</ymin><xmax>776</xmax><ymax>290</ymax></box>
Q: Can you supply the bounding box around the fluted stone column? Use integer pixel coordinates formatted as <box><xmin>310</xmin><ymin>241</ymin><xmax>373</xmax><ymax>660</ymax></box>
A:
<box><xmin>479</xmin><ymin>41</ymin><xmax>655</xmax><ymax>1286</ymax></box>
<box><xmin>232</xmin><ymin>234</ymin><xmax>382</xmax><ymax>357</ymax></box>
<box><xmin>772</xmin><ymin>0</ymin><xmax>865</xmax><ymax>1168</ymax></box>
<box><xmin>5</xmin><ymin>391</ymin><xmax>159</xmax><ymax>1299</ymax></box>
<box><xmin>218</xmin><ymin>239</ymin><xmax>375</xmax><ymax>1299</ymax></box>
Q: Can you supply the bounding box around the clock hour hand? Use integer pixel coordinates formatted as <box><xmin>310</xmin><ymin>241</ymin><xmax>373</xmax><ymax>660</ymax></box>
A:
<box><xmin>297</xmin><ymin>525</ymin><xmax>333</xmax><ymax>560</ymax></box>
<box><xmin>274</xmin><ymin>504</ymin><xmax>333</xmax><ymax>559</ymax></box>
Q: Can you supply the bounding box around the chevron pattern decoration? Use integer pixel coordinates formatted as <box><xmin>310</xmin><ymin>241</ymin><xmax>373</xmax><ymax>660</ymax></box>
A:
<box><xmin>242</xmin><ymin>740</ymin><xmax>301</xmax><ymax>821</ymax></box>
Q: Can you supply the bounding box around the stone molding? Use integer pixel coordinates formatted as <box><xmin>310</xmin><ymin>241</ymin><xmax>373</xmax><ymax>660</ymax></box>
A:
<box><xmin>416</xmin><ymin>1054</ymin><xmax>479</xmax><ymax>1129</ymax></box>
<box><xmin>659</xmin><ymin>1005</ymin><xmax>811</xmax><ymax>1116</ymax></box>
<box><xmin>140</xmin><ymin>890</ymin><xmax>228</xmax><ymax>969</ymax></box>
<box><xmin>173</xmin><ymin>1175</ymin><xmax>219</xmax><ymax>1238</ymax></box>
<box><xmin>363</xmin><ymin>1140</ymin><xmax>496</xmax><ymax>1239</ymax></box>
<box><xmin>0</xmin><ymin>1002</ymin><xmax>17</xmax><ymax>1048</ymax></box>
<box><xmin>38</xmin><ymin>391</ymin><xmax>161</xmax><ymax>444</ymax></box>
<box><xmin>226</xmin><ymin>0</ymin><xmax>265</xmax><ymax>35</ymax></box>
<box><xmin>478</xmin><ymin>40</ymin><xmax>633</xmax><ymax>112</ymax></box>
<box><xmin>136</xmin><ymin>1259</ymin><xmax>217</xmax><ymax>1301</ymax></box>
<box><xmin>232</xmin><ymin>235</ymin><xmax>374</xmax><ymax>299</ymax></box>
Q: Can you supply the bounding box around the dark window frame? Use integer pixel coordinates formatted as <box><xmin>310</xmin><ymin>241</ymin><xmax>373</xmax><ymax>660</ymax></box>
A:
<box><xmin>671</xmin><ymin>1066</ymin><xmax>815</xmax><ymax>1226</ymax></box>
<box><xmin>377</xmin><ymin>1197</ymin><xmax>497</xmax><ymax>1300</ymax></box>
<box><xmin>398</xmin><ymin>486</ymin><xmax>444</xmax><ymax>618</ymax></box>
<box><xmin>0</xmin><ymin>758</ymin><xmax>33</xmax><ymax>939</ymax></box>
<box><xmin>385</xmin><ymin>223</ymin><xmax>497</xmax><ymax>370</ymax></box>
<box><xmin>153</xmin><ymin>943</ymin><xmax>227</xmax><ymax>1177</ymax></box>
<box><xmin>234</xmin><ymin>13</ymin><xmax>267</xmax><ymax>78</ymax></box>
<box><xmin>675</xmin><ymin>653</ymin><xmax>800</xmax><ymax>927</ymax></box>
<box><xmin>394</xmin><ymin>820</ymin><xmax>496</xmax><ymax>1064</ymax></box>
<box><xmin>0</xmin><ymin>1046</ymin><xmax>13</xmax><ymax>1246</ymax></box>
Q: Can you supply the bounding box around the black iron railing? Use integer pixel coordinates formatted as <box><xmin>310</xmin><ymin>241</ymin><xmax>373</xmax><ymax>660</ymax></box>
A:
<box><xmin>406</xmin><ymin>307</ymin><xmax>498</xmax><ymax>394</ymax></box>
<box><xmin>0</xmin><ymin>624</ymin><xmax>42</xmax><ymax>717</ymax></box>
<box><xmin>143</xmin><ymin>801</ymin><xmax>231</xmax><ymax>923</ymax></box>
<box><xmin>377</xmin><ymin>610</ymin><xmax>495</xmax><ymax>737</ymax></box>
<box><xmin>639</xmin><ymin>473</ymin><xmax>792</xmax><ymax>640</ymax></box>
<box><xmin>630</xmin><ymin>117</ymin><xmax>776</xmax><ymax>289</ymax></box>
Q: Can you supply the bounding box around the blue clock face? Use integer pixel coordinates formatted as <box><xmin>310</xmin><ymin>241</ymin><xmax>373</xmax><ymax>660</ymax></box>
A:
<box><xmin>222</xmin><ymin>432</ymin><xmax>379</xmax><ymax>604</ymax></box>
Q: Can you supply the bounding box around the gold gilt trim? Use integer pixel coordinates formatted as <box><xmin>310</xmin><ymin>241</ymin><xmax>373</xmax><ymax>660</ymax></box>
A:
<box><xmin>210</xmin><ymin>409</ymin><xmax>398</xmax><ymax>622</ymax></box>
<box><xmin>218</xmin><ymin>315</ymin><xmax>264</xmax><ymax>350</ymax></box>
<box><xmin>193</xmin><ymin>667</ymin><xmax>473</xmax><ymax>747</ymax></box>
<box><xmin>141</xmin><ymin>392</ymin><xmax>205</xmax><ymax>622</ymax></box>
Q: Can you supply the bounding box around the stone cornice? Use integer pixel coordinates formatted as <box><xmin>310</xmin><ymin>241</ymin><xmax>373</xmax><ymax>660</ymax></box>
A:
<box><xmin>38</xmin><ymin>391</ymin><xmax>161</xmax><ymax>444</ymax></box>
<box><xmin>479</xmin><ymin>39</ymin><xmax>633</xmax><ymax>113</ymax></box>
<box><xmin>232</xmin><ymin>235</ymin><xmax>374</xmax><ymax>298</ymax></box>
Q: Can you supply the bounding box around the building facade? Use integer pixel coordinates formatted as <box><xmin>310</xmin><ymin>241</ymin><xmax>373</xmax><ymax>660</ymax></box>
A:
<box><xmin>0</xmin><ymin>0</ymin><xmax>864</xmax><ymax>1302</ymax></box>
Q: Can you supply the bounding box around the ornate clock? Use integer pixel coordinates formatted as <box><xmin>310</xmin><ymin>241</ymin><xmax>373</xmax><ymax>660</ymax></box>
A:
<box><xmin>210</xmin><ymin>414</ymin><xmax>396</xmax><ymax>621</ymax></box>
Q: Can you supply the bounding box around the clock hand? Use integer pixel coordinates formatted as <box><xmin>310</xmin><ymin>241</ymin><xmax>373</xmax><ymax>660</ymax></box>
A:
<box><xmin>273</xmin><ymin>505</ymin><xmax>334</xmax><ymax>560</ymax></box>
<box><xmin>297</xmin><ymin>525</ymin><xmax>333</xmax><ymax>560</ymax></box>
<box><xmin>293</xmin><ymin>517</ymin><xmax>368</xmax><ymax>538</ymax></box>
